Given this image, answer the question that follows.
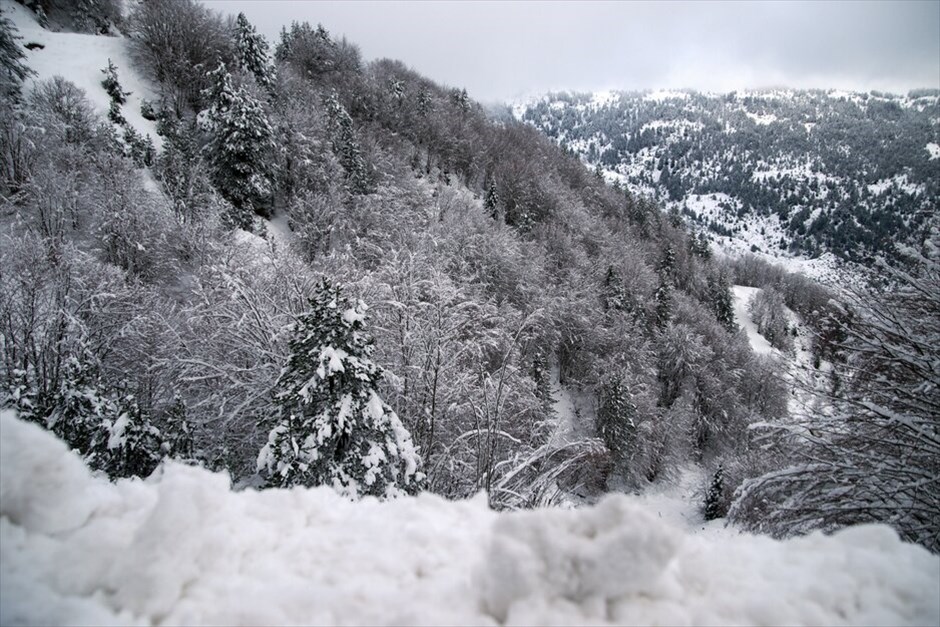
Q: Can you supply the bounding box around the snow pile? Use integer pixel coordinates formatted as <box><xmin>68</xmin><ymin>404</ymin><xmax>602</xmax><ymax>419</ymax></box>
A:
<box><xmin>2</xmin><ymin>411</ymin><xmax>938</xmax><ymax>626</ymax></box>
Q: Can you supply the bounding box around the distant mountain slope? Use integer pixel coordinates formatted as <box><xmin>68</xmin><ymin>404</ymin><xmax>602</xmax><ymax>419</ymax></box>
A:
<box><xmin>515</xmin><ymin>89</ymin><xmax>940</xmax><ymax>266</ymax></box>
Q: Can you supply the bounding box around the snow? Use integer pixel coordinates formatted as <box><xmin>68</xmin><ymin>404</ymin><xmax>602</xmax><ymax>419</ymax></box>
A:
<box><xmin>2</xmin><ymin>410</ymin><xmax>939</xmax><ymax>626</ymax></box>
<box><xmin>4</xmin><ymin>0</ymin><xmax>163</xmax><ymax>149</ymax></box>
<box><xmin>746</xmin><ymin>111</ymin><xmax>779</xmax><ymax>125</ymax></box>
<box><xmin>643</xmin><ymin>89</ymin><xmax>690</xmax><ymax>103</ymax></box>
<box><xmin>926</xmin><ymin>142</ymin><xmax>940</xmax><ymax>160</ymax></box>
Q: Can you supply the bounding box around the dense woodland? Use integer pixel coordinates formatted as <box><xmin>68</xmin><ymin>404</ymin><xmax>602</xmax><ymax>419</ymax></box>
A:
<box><xmin>519</xmin><ymin>89</ymin><xmax>940</xmax><ymax>262</ymax></box>
<box><xmin>0</xmin><ymin>0</ymin><xmax>937</xmax><ymax>551</ymax></box>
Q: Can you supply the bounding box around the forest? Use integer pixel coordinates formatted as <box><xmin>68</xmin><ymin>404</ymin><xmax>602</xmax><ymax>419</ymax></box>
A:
<box><xmin>0</xmin><ymin>0</ymin><xmax>937</xmax><ymax>556</ymax></box>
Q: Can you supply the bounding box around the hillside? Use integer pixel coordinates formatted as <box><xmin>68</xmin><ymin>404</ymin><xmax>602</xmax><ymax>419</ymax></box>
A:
<box><xmin>1</xmin><ymin>0</ymin><xmax>938</xmax><ymax>623</ymax></box>
<box><xmin>514</xmin><ymin>89</ymin><xmax>940</xmax><ymax>269</ymax></box>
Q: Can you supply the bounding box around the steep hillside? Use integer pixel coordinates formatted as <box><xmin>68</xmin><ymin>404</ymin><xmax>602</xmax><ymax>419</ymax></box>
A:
<box><xmin>515</xmin><ymin>89</ymin><xmax>940</xmax><ymax>270</ymax></box>
<box><xmin>1</xmin><ymin>3</ymin><xmax>937</xmax><ymax>617</ymax></box>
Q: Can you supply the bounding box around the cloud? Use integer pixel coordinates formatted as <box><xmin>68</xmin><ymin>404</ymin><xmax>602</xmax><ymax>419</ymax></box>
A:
<box><xmin>204</xmin><ymin>0</ymin><xmax>940</xmax><ymax>100</ymax></box>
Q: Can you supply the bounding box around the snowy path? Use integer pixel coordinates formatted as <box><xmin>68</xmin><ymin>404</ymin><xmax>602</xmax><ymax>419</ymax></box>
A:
<box><xmin>3</xmin><ymin>412</ymin><xmax>937</xmax><ymax>626</ymax></box>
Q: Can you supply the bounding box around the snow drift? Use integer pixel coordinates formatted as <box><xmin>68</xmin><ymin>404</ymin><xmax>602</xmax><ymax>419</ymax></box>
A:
<box><xmin>1</xmin><ymin>410</ymin><xmax>937</xmax><ymax>626</ymax></box>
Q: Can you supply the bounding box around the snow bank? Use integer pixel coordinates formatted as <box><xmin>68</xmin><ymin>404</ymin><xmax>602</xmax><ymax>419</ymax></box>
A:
<box><xmin>2</xmin><ymin>411</ymin><xmax>938</xmax><ymax>626</ymax></box>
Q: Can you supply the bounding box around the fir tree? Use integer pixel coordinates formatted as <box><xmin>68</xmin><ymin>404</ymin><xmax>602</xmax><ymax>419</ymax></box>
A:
<box><xmin>654</xmin><ymin>246</ymin><xmax>676</xmax><ymax>330</ymax></box>
<box><xmin>707</xmin><ymin>272</ymin><xmax>736</xmax><ymax>332</ymax></box>
<box><xmin>602</xmin><ymin>265</ymin><xmax>627</xmax><ymax>312</ymax></box>
<box><xmin>162</xmin><ymin>394</ymin><xmax>195</xmax><ymax>461</ymax></box>
<box><xmin>100</xmin><ymin>58</ymin><xmax>129</xmax><ymax>105</ymax></box>
<box><xmin>483</xmin><ymin>178</ymin><xmax>500</xmax><ymax>220</ymax></box>
<box><xmin>234</xmin><ymin>12</ymin><xmax>276</xmax><ymax>90</ymax></box>
<box><xmin>596</xmin><ymin>376</ymin><xmax>638</xmax><ymax>467</ymax></box>
<box><xmin>704</xmin><ymin>464</ymin><xmax>725</xmax><ymax>520</ymax></box>
<box><xmin>201</xmin><ymin>62</ymin><xmax>275</xmax><ymax>224</ymax></box>
<box><xmin>258</xmin><ymin>280</ymin><xmax>423</xmax><ymax>498</ymax></box>
<box><xmin>324</xmin><ymin>90</ymin><xmax>372</xmax><ymax>194</ymax></box>
<box><xmin>0</xmin><ymin>10</ymin><xmax>33</xmax><ymax>99</ymax></box>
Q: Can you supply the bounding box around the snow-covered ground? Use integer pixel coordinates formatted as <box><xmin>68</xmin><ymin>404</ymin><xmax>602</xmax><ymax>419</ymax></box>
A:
<box><xmin>2</xmin><ymin>411</ymin><xmax>938</xmax><ymax>626</ymax></box>
<box><xmin>732</xmin><ymin>285</ymin><xmax>776</xmax><ymax>356</ymax></box>
<box><xmin>4</xmin><ymin>0</ymin><xmax>162</xmax><ymax>148</ymax></box>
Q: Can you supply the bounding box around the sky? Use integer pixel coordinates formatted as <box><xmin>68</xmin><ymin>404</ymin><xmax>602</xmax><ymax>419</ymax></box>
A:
<box><xmin>204</xmin><ymin>0</ymin><xmax>940</xmax><ymax>102</ymax></box>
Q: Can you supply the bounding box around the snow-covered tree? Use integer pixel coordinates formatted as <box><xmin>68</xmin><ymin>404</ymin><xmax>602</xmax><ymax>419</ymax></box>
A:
<box><xmin>234</xmin><ymin>12</ymin><xmax>276</xmax><ymax>90</ymax></box>
<box><xmin>484</xmin><ymin>179</ymin><xmax>500</xmax><ymax>220</ymax></box>
<box><xmin>0</xmin><ymin>9</ymin><xmax>33</xmax><ymax>99</ymax></box>
<box><xmin>324</xmin><ymin>90</ymin><xmax>372</xmax><ymax>194</ymax></box>
<box><xmin>100</xmin><ymin>58</ymin><xmax>129</xmax><ymax>105</ymax></box>
<box><xmin>596</xmin><ymin>375</ymin><xmax>638</xmax><ymax>469</ymax></box>
<box><xmin>258</xmin><ymin>280</ymin><xmax>422</xmax><ymax>498</ymax></box>
<box><xmin>706</xmin><ymin>272</ymin><xmax>736</xmax><ymax>332</ymax></box>
<box><xmin>704</xmin><ymin>464</ymin><xmax>725</xmax><ymax>520</ymax></box>
<box><xmin>200</xmin><ymin>62</ymin><xmax>275</xmax><ymax>224</ymax></box>
<box><xmin>730</xmin><ymin>247</ymin><xmax>940</xmax><ymax>552</ymax></box>
<box><xmin>748</xmin><ymin>287</ymin><xmax>792</xmax><ymax>352</ymax></box>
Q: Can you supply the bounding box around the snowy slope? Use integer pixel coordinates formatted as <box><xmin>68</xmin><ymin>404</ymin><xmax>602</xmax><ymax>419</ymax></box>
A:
<box><xmin>4</xmin><ymin>0</ymin><xmax>162</xmax><ymax>148</ymax></box>
<box><xmin>2</xmin><ymin>411</ymin><xmax>938</xmax><ymax>626</ymax></box>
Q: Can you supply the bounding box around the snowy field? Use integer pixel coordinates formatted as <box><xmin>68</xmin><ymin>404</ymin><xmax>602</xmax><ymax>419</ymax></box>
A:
<box><xmin>2</xmin><ymin>411</ymin><xmax>938</xmax><ymax>626</ymax></box>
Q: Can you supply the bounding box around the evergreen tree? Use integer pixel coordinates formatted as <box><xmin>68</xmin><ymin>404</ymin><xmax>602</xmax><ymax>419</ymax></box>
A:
<box><xmin>100</xmin><ymin>58</ymin><xmax>129</xmax><ymax>105</ymax></box>
<box><xmin>0</xmin><ymin>10</ymin><xmax>33</xmax><ymax>99</ymax></box>
<box><xmin>654</xmin><ymin>246</ymin><xmax>676</xmax><ymax>330</ymax></box>
<box><xmin>704</xmin><ymin>464</ymin><xmax>725</xmax><ymax>520</ymax></box>
<box><xmin>201</xmin><ymin>62</ymin><xmax>275</xmax><ymax>224</ymax></box>
<box><xmin>707</xmin><ymin>272</ymin><xmax>736</xmax><ymax>332</ymax></box>
<box><xmin>602</xmin><ymin>265</ymin><xmax>627</xmax><ymax>312</ymax></box>
<box><xmin>596</xmin><ymin>376</ymin><xmax>638</xmax><ymax>467</ymax></box>
<box><xmin>234</xmin><ymin>12</ymin><xmax>276</xmax><ymax>90</ymax></box>
<box><xmin>483</xmin><ymin>178</ymin><xmax>500</xmax><ymax>220</ymax></box>
<box><xmin>258</xmin><ymin>280</ymin><xmax>423</xmax><ymax>498</ymax></box>
<box><xmin>324</xmin><ymin>90</ymin><xmax>372</xmax><ymax>194</ymax></box>
<box><xmin>162</xmin><ymin>394</ymin><xmax>195</xmax><ymax>461</ymax></box>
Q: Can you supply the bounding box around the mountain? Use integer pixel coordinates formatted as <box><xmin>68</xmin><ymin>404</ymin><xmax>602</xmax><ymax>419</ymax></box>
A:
<box><xmin>1</xmin><ymin>1</ymin><xmax>938</xmax><ymax>621</ymax></box>
<box><xmin>514</xmin><ymin>89</ymin><xmax>940</xmax><ymax>270</ymax></box>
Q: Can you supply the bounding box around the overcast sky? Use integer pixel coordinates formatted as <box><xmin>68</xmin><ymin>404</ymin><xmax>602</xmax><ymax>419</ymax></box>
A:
<box><xmin>205</xmin><ymin>0</ymin><xmax>940</xmax><ymax>102</ymax></box>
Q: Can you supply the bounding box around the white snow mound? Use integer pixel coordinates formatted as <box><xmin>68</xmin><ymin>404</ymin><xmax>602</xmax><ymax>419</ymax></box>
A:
<box><xmin>1</xmin><ymin>410</ymin><xmax>938</xmax><ymax>626</ymax></box>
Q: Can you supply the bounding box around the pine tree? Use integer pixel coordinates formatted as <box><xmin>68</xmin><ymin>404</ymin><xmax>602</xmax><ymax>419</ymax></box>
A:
<box><xmin>0</xmin><ymin>10</ymin><xmax>33</xmax><ymax>99</ymax></box>
<box><xmin>602</xmin><ymin>265</ymin><xmax>627</xmax><ymax>312</ymax></box>
<box><xmin>704</xmin><ymin>464</ymin><xmax>725</xmax><ymax>520</ymax></box>
<box><xmin>162</xmin><ymin>394</ymin><xmax>195</xmax><ymax>461</ymax></box>
<box><xmin>201</xmin><ymin>62</ymin><xmax>275</xmax><ymax>224</ymax></box>
<box><xmin>234</xmin><ymin>12</ymin><xmax>276</xmax><ymax>90</ymax></box>
<box><xmin>654</xmin><ymin>246</ymin><xmax>676</xmax><ymax>330</ymax></box>
<box><xmin>324</xmin><ymin>91</ymin><xmax>372</xmax><ymax>194</ymax></box>
<box><xmin>596</xmin><ymin>376</ymin><xmax>638</xmax><ymax>467</ymax></box>
<box><xmin>258</xmin><ymin>280</ymin><xmax>423</xmax><ymax>498</ymax></box>
<box><xmin>707</xmin><ymin>272</ymin><xmax>736</xmax><ymax>332</ymax></box>
<box><xmin>483</xmin><ymin>179</ymin><xmax>500</xmax><ymax>220</ymax></box>
<box><xmin>100</xmin><ymin>58</ymin><xmax>129</xmax><ymax>105</ymax></box>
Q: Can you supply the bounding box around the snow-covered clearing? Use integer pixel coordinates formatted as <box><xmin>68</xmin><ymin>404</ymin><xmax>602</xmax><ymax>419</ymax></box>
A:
<box><xmin>5</xmin><ymin>0</ymin><xmax>162</xmax><ymax>148</ymax></box>
<box><xmin>732</xmin><ymin>285</ymin><xmax>776</xmax><ymax>355</ymax></box>
<box><xmin>927</xmin><ymin>142</ymin><xmax>940</xmax><ymax>160</ymax></box>
<box><xmin>2</xmin><ymin>411</ymin><xmax>938</xmax><ymax>626</ymax></box>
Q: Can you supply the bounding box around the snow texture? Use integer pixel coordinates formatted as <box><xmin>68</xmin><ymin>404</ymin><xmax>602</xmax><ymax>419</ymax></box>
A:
<box><xmin>2</xmin><ymin>411</ymin><xmax>938</xmax><ymax>626</ymax></box>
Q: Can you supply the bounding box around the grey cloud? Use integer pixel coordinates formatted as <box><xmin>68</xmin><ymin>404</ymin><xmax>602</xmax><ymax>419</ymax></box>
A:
<box><xmin>204</xmin><ymin>0</ymin><xmax>940</xmax><ymax>100</ymax></box>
